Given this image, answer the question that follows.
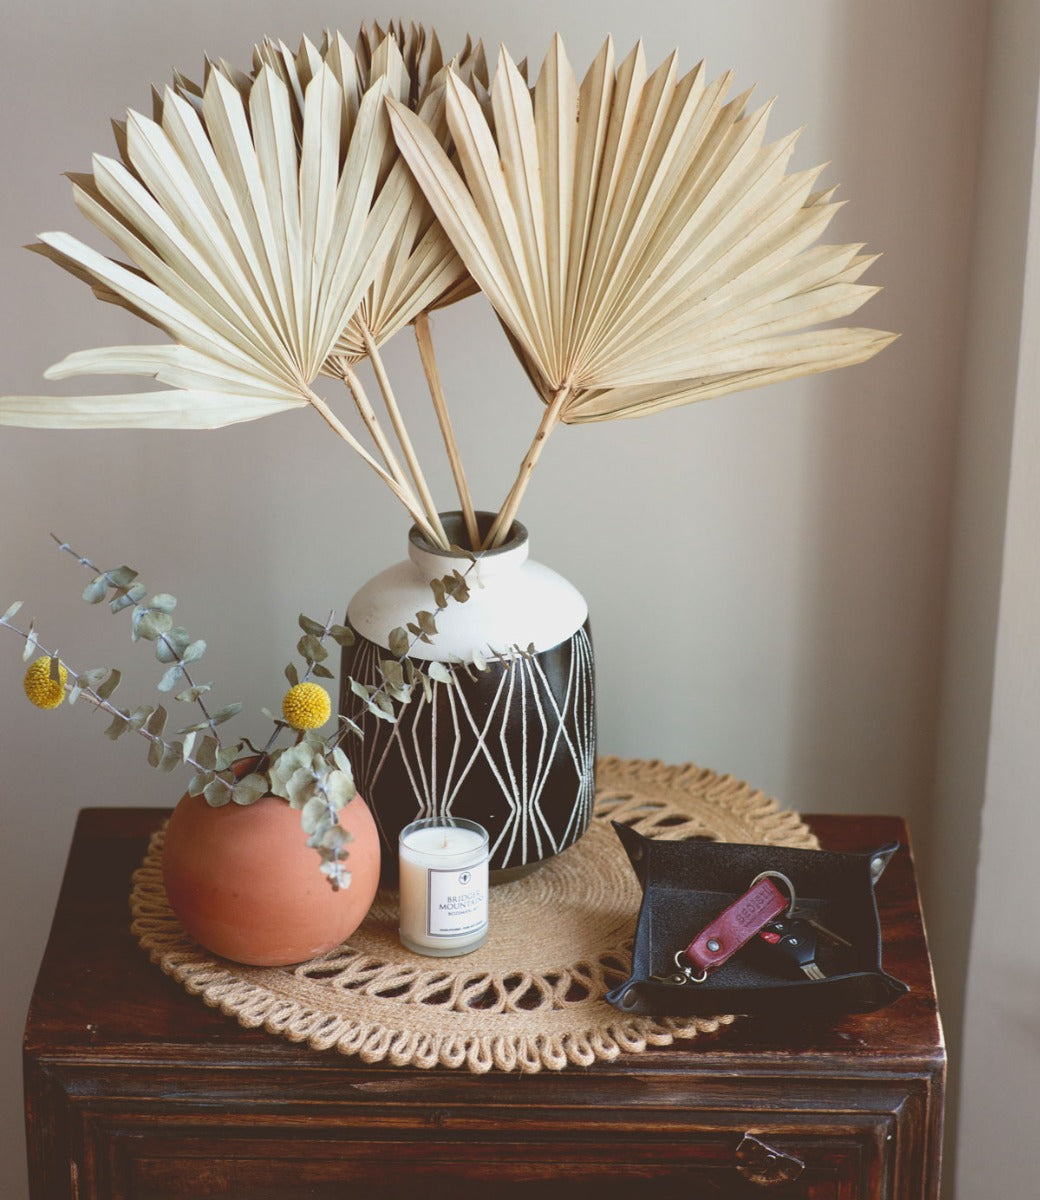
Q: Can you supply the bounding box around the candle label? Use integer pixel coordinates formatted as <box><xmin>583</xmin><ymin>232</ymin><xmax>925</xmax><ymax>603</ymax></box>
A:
<box><xmin>426</xmin><ymin>861</ymin><xmax>489</xmax><ymax>938</ymax></box>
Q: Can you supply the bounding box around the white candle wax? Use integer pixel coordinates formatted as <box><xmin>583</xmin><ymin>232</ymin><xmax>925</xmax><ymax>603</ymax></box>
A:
<box><xmin>398</xmin><ymin>819</ymin><xmax>489</xmax><ymax>957</ymax></box>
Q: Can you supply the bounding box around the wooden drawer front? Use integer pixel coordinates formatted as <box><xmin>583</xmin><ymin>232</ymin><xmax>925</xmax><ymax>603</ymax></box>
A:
<box><xmin>82</xmin><ymin>1120</ymin><xmax>895</xmax><ymax>1200</ymax></box>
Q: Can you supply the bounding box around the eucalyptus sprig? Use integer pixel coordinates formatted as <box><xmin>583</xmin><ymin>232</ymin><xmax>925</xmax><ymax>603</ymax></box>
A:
<box><xmin>2</xmin><ymin>537</ymin><xmax>486</xmax><ymax>892</ymax></box>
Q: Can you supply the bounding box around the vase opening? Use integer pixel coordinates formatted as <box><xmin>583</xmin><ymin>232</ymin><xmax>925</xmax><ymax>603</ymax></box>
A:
<box><xmin>409</xmin><ymin>510</ymin><xmax>527</xmax><ymax>557</ymax></box>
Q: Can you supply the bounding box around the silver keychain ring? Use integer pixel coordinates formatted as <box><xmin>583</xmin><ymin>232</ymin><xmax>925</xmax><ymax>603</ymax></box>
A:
<box><xmin>749</xmin><ymin>870</ymin><xmax>797</xmax><ymax>917</ymax></box>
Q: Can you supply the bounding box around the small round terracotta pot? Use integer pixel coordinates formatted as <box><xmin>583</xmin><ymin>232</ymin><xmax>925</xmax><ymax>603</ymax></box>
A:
<box><xmin>162</xmin><ymin>771</ymin><xmax>380</xmax><ymax>967</ymax></box>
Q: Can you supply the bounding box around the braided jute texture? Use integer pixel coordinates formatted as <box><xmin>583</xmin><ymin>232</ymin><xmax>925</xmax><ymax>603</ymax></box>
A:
<box><xmin>131</xmin><ymin>756</ymin><xmax>818</xmax><ymax>1073</ymax></box>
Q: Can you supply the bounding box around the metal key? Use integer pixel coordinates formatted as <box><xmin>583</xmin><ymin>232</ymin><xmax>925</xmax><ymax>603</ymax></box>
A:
<box><xmin>758</xmin><ymin>916</ymin><xmax>826</xmax><ymax>980</ymax></box>
<box><xmin>793</xmin><ymin>909</ymin><xmax>851</xmax><ymax>949</ymax></box>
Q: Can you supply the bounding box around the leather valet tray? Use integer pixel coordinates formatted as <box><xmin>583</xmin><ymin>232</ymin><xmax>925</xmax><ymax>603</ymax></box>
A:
<box><xmin>606</xmin><ymin>822</ymin><xmax>909</xmax><ymax>1019</ymax></box>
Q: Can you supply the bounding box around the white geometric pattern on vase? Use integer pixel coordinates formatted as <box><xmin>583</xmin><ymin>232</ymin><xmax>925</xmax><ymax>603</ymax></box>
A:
<box><xmin>347</xmin><ymin>625</ymin><xmax>596</xmax><ymax>870</ymax></box>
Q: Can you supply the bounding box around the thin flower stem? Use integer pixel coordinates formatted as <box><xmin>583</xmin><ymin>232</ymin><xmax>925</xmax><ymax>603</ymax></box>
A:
<box><xmin>361</xmin><ymin>325</ymin><xmax>449</xmax><ymax>549</ymax></box>
<box><xmin>485</xmin><ymin>386</ymin><xmax>571</xmax><ymax>549</ymax></box>
<box><xmin>304</xmin><ymin>386</ymin><xmax>442</xmax><ymax>546</ymax></box>
<box><xmin>413</xmin><ymin>312</ymin><xmax>479</xmax><ymax>549</ymax></box>
<box><xmin>0</xmin><ymin>617</ymin><xmax>234</xmax><ymax>796</ymax></box>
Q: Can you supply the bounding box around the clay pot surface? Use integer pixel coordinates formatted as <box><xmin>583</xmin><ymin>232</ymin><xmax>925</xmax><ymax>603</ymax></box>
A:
<box><xmin>163</xmin><ymin>786</ymin><xmax>380</xmax><ymax>967</ymax></box>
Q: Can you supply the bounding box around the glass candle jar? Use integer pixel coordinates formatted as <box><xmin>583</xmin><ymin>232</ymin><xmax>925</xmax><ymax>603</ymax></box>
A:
<box><xmin>398</xmin><ymin>818</ymin><xmax>489</xmax><ymax>956</ymax></box>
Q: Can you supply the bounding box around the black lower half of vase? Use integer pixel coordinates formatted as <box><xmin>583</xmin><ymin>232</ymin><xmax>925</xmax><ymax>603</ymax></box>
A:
<box><xmin>341</xmin><ymin>622</ymin><xmax>597</xmax><ymax>878</ymax></box>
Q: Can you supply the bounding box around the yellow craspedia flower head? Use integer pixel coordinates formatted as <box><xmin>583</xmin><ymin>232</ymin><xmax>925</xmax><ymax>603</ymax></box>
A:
<box><xmin>282</xmin><ymin>681</ymin><xmax>332</xmax><ymax>730</ymax></box>
<box><xmin>23</xmin><ymin>656</ymin><xmax>68</xmax><ymax>710</ymax></box>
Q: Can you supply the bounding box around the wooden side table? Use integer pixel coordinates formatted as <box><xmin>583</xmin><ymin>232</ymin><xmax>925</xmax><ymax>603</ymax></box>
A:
<box><xmin>24</xmin><ymin>809</ymin><xmax>944</xmax><ymax>1199</ymax></box>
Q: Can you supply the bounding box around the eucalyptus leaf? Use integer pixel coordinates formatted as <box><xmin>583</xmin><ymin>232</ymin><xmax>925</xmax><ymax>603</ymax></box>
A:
<box><xmin>96</xmin><ymin>669</ymin><xmax>121</xmax><ymax>701</ymax></box>
<box><xmin>134</xmin><ymin>610</ymin><xmax>174</xmax><ymax>642</ymax></box>
<box><xmin>472</xmin><ymin>649</ymin><xmax>487</xmax><ymax>672</ymax></box>
<box><xmin>105</xmin><ymin>713</ymin><xmax>129</xmax><ymax>740</ymax></box>
<box><xmin>175</xmin><ymin>684</ymin><xmax>211</xmax><ymax>703</ymax></box>
<box><xmin>232</xmin><ymin>774</ymin><xmax>268</xmax><ymax>806</ymax></box>
<box><xmin>311</xmin><ymin>663</ymin><xmax>334</xmax><ymax>679</ymax></box>
<box><xmin>284</xmin><ymin>662</ymin><xmax>300</xmax><ymax>686</ymax></box>
<box><xmin>147</xmin><ymin>738</ymin><xmax>164</xmax><ymax>768</ymax></box>
<box><xmin>420</xmin><ymin>673</ymin><xmax>432</xmax><ymax>704</ymax></box>
<box><xmin>329</xmin><ymin>624</ymin><xmax>354</xmax><ymax>647</ymax></box>
<box><xmin>81</xmin><ymin>577</ymin><xmax>108</xmax><ymax>605</ymax></box>
<box><xmin>331</xmin><ymin>747</ymin><xmax>353</xmax><ymax>777</ymax></box>
<box><xmin>350</xmin><ymin>679</ymin><xmax>372</xmax><ymax>701</ymax></box>
<box><xmin>427</xmin><ymin>661</ymin><xmax>453</xmax><ymax>684</ymax></box>
<box><xmin>181</xmin><ymin>639</ymin><xmax>206</xmax><ymax>664</ymax></box>
<box><xmin>127</xmin><ymin>705</ymin><xmax>154</xmax><ymax>732</ymax></box>
<box><xmin>300</xmin><ymin>794</ymin><xmax>328</xmax><ymax>836</ymax></box>
<box><xmin>203</xmin><ymin>778</ymin><xmax>232</xmax><ymax>807</ymax></box>
<box><xmin>1</xmin><ymin>600</ymin><xmax>22</xmax><ymax>622</ymax></box>
<box><xmin>325</xmin><ymin>771</ymin><xmax>356</xmax><ymax>809</ymax></box>
<box><xmin>148</xmin><ymin>593</ymin><xmax>178</xmax><ymax>613</ymax></box>
<box><xmin>77</xmin><ymin>667</ymin><xmax>110</xmax><ymax>689</ymax></box>
<box><xmin>194</xmin><ymin>736</ymin><xmax>218</xmax><ymax>769</ymax></box>
<box><xmin>388</xmin><ymin>627</ymin><xmax>410</xmax><ymax>657</ymax></box>
<box><xmin>157</xmin><ymin>664</ymin><xmax>183</xmax><ymax>692</ymax></box>
<box><xmin>430</xmin><ymin>578</ymin><xmax>447</xmax><ymax>608</ymax></box>
<box><xmin>181</xmin><ymin>731</ymin><xmax>197</xmax><ymax>763</ymax></box>
<box><xmin>67</xmin><ymin>685</ymin><xmax>81</xmax><ymax>706</ymax></box>
<box><xmin>155</xmin><ymin>627</ymin><xmax>190</xmax><ymax>663</ymax></box>
<box><xmin>371</xmin><ymin>693</ymin><xmax>396</xmax><ymax>719</ymax></box>
<box><xmin>111</xmin><ymin>583</ymin><xmax>147</xmax><ymax>613</ymax></box>
<box><xmin>379</xmin><ymin>660</ymin><xmax>405</xmax><ymax>690</ymax></box>
<box><xmin>145</xmin><ymin>705</ymin><xmax>168</xmax><ymax>737</ymax></box>
<box><xmin>297</xmin><ymin>634</ymin><xmax>328</xmax><ymax>663</ymax></box>
<box><xmin>22</xmin><ymin>623</ymin><xmax>37</xmax><ymax>661</ymax></box>
<box><xmin>106</xmin><ymin>566</ymin><xmax>138</xmax><ymax>588</ymax></box>
<box><xmin>187</xmin><ymin>771</ymin><xmax>212</xmax><ymax>796</ymax></box>
<box><xmin>298</xmin><ymin>614</ymin><xmax>326</xmax><ymax>637</ymax></box>
<box><xmin>215</xmin><ymin>744</ymin><xmax>240</xmax><ymax>771</ymax></box>
<box><xmin>157</xmin><ymin>745</ymin><xmax>182</xmax><ymax>772</ymax></box>
<box><xmin>208</xmin><ymin>703</ymin><xmax>242</xmax><ymax>726</ymax></box>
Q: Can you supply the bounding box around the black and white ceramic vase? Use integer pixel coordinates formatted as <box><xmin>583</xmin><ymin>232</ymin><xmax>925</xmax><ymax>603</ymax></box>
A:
<box><xmin>341</xmin><ymin>513</ymin><xmax>596</xmax><ymax>877</ymax></box>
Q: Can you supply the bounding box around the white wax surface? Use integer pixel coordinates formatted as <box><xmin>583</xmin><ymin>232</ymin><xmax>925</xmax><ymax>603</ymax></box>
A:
<box><xmin>399</xmin><ymin>823</ymin><xmax>488</xmax><ymax>954</ymax></box>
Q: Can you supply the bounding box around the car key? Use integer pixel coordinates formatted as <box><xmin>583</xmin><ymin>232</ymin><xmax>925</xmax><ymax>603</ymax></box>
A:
<box><xmin>758</xmin><ymin>916</ymin><xmax>825</xmax><ymax>980</ymax></box>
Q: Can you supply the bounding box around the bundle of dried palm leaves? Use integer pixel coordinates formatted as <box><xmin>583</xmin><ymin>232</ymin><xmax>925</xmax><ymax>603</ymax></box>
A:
<box><xmin>0</xmin><ymin>27</ymin><xmax>894</xmax><ymax>551</ymax></box>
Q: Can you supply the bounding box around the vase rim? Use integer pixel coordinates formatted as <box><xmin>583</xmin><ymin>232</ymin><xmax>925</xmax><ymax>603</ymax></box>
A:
<box><xmin>409</xmin><ymin>511</ymin><xmax>528</xmax><ymax>559</ymax></box>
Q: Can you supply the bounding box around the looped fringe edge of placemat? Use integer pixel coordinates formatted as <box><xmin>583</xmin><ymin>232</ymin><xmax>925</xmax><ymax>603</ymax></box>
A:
<box><xmin>131</xmin><ymin>756</ymin><xmax>818</xmax><ymax>1073</ymax></box>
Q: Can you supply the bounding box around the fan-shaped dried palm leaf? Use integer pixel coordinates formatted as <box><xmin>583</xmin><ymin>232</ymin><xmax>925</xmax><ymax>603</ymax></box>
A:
<box><xmin>388</xmin><ymin>35</ymin><xmax>897</xmax><ymax>544</ymax></box>
<box><xmin>0</xmin><ymin>34</ymin><xmax>476</xmax><ymax>546</ymax></box>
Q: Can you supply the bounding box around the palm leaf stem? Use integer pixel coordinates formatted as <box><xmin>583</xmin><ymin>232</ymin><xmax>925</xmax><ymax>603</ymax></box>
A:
<box><xmin>304</xmin><ymin>384</ymin><xmax>443</xmax><ymax>546</ymax></box>
<box><xmin>361</xmin><ymin>324</ymin><xmax>449</xmax><ymax>547</ymax></box>
<box><xmin>413</xmin><ymin>311</ymin><xmax>479</xmax><ymax>548</ymax></box>
<box><xmin>485</xmin><ymin>384</ymin><xmax>571</xmax><ymax>548</ymax></box>
<box><xmin>332</xmin><ymin>355</ymin><xmax>424</xmax><ymax>521</ymax></box>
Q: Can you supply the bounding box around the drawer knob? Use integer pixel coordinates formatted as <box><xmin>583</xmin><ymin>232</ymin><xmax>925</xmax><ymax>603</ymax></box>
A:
<box><xmin>735</xmin><ymin>1134</ymin><xmax>805</xmax><ymax>1186</ymax></box>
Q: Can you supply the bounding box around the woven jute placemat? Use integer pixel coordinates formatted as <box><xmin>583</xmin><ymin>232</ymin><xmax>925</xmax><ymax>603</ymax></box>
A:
<box><xmin>131</xmin><ymin>756</ymin><xmax>818</xmax><ymax>1073</ymax></box>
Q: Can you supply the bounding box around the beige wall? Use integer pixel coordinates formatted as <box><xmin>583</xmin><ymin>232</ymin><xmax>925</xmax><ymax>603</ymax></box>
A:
<box><xmin>0</xmin><ymin>2</ymin><xmax>993</xmax><ymax>1195</ymax></box>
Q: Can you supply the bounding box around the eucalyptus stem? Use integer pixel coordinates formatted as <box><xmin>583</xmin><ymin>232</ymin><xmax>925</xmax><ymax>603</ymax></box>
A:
<box><xmin>0</xmin><ymin>617</ymin><xmax>234</xmax><ymax>797</ymax></box>
<box><xmin>485</xmin><ymin>385</ymin><xmax>571</xmax><ymax>549</ymax></box>
<box><xmin>52</xmin><ymin>535</ymin><xmax>223</xmax><ymax>744</ymax></box>
<box><xmin>361</xmin><ymin>324</ymin><xmax>449</xmax><ymax>549</ymax></box>
<box><xmin>413</xmin><ymin>312</ymin><xmax>479</xmax><ymax>549</ymax></box>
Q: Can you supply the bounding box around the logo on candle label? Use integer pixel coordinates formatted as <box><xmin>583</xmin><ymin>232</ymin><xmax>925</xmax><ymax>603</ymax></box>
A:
<box><xmin>426</xmin><ymin>861</ymin><xmax>489</xmax><ymax>938</ymax></box>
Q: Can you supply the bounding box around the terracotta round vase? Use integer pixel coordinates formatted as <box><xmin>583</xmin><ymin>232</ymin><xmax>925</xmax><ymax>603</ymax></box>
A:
<box><xmin>341</xmin><ymin>512</ymin><xmax>596</xmax><ymax>878</ymax></box>
<box><xmin>162</xmin><ymin>780</ymin><xmax>381</xmax><ymax>967</ymax></box>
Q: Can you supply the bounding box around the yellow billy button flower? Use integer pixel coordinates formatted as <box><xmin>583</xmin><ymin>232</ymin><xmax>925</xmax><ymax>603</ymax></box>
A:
<box><xmin>282</xmin><ymin>681</ymin><xmax>332</xmax><ymax>731</ymax></box>
<box><xmin>24</xmin><ymin>655</ymin><xmax>68</xmax><ymax>709</ymax></box>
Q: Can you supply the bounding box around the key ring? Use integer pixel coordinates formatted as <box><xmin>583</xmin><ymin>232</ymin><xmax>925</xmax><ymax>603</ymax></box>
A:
<box><xmin>749</xmin><ymin>870</ymin><xmax>797</xmax><ymax>917</ymax></box>
<box><xmin>674</xmin><ymin>952</ymin><xmax>708</xmax><ymax>984</ymax></box>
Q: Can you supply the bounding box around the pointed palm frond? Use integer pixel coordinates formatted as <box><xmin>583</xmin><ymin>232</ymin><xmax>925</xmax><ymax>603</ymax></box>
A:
<box><xmin>390</xmin><ymin>34</ymin><xmax>895</xmax><ymax>416</ymax></box>
<box><xmin>0</xmin><ymin>38</ymin><xmax>412</xmax><ymax>431</ymax></box>
<box><xmin>388</xmin><ymin>34</ymin><xmax>895</xmax><ymax>543</ymax></box>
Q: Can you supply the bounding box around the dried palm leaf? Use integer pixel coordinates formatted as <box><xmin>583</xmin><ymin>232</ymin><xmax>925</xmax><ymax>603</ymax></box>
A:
<box><xmin>388</xmin><ymin>35</ymin><xmax>896</xmax><ymax>544</ymax></box>
<box><xmin>0</xmin><ymin>34</ymin><xmax>462</xmax><ymax>545</ymax></box>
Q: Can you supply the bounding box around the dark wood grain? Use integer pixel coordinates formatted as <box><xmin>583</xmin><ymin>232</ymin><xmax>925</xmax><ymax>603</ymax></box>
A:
<box><xmin>24</xmin><ymin>809</ymin><xmax>944</xmax><ymax>1199</ymax></box>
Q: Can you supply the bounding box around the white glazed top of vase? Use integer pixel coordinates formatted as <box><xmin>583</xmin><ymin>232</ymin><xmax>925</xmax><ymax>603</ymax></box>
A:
<box><xmin>347</xmin><ymin>515</ymin><xmax>588</xmax><ymax>663</ymax></box>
